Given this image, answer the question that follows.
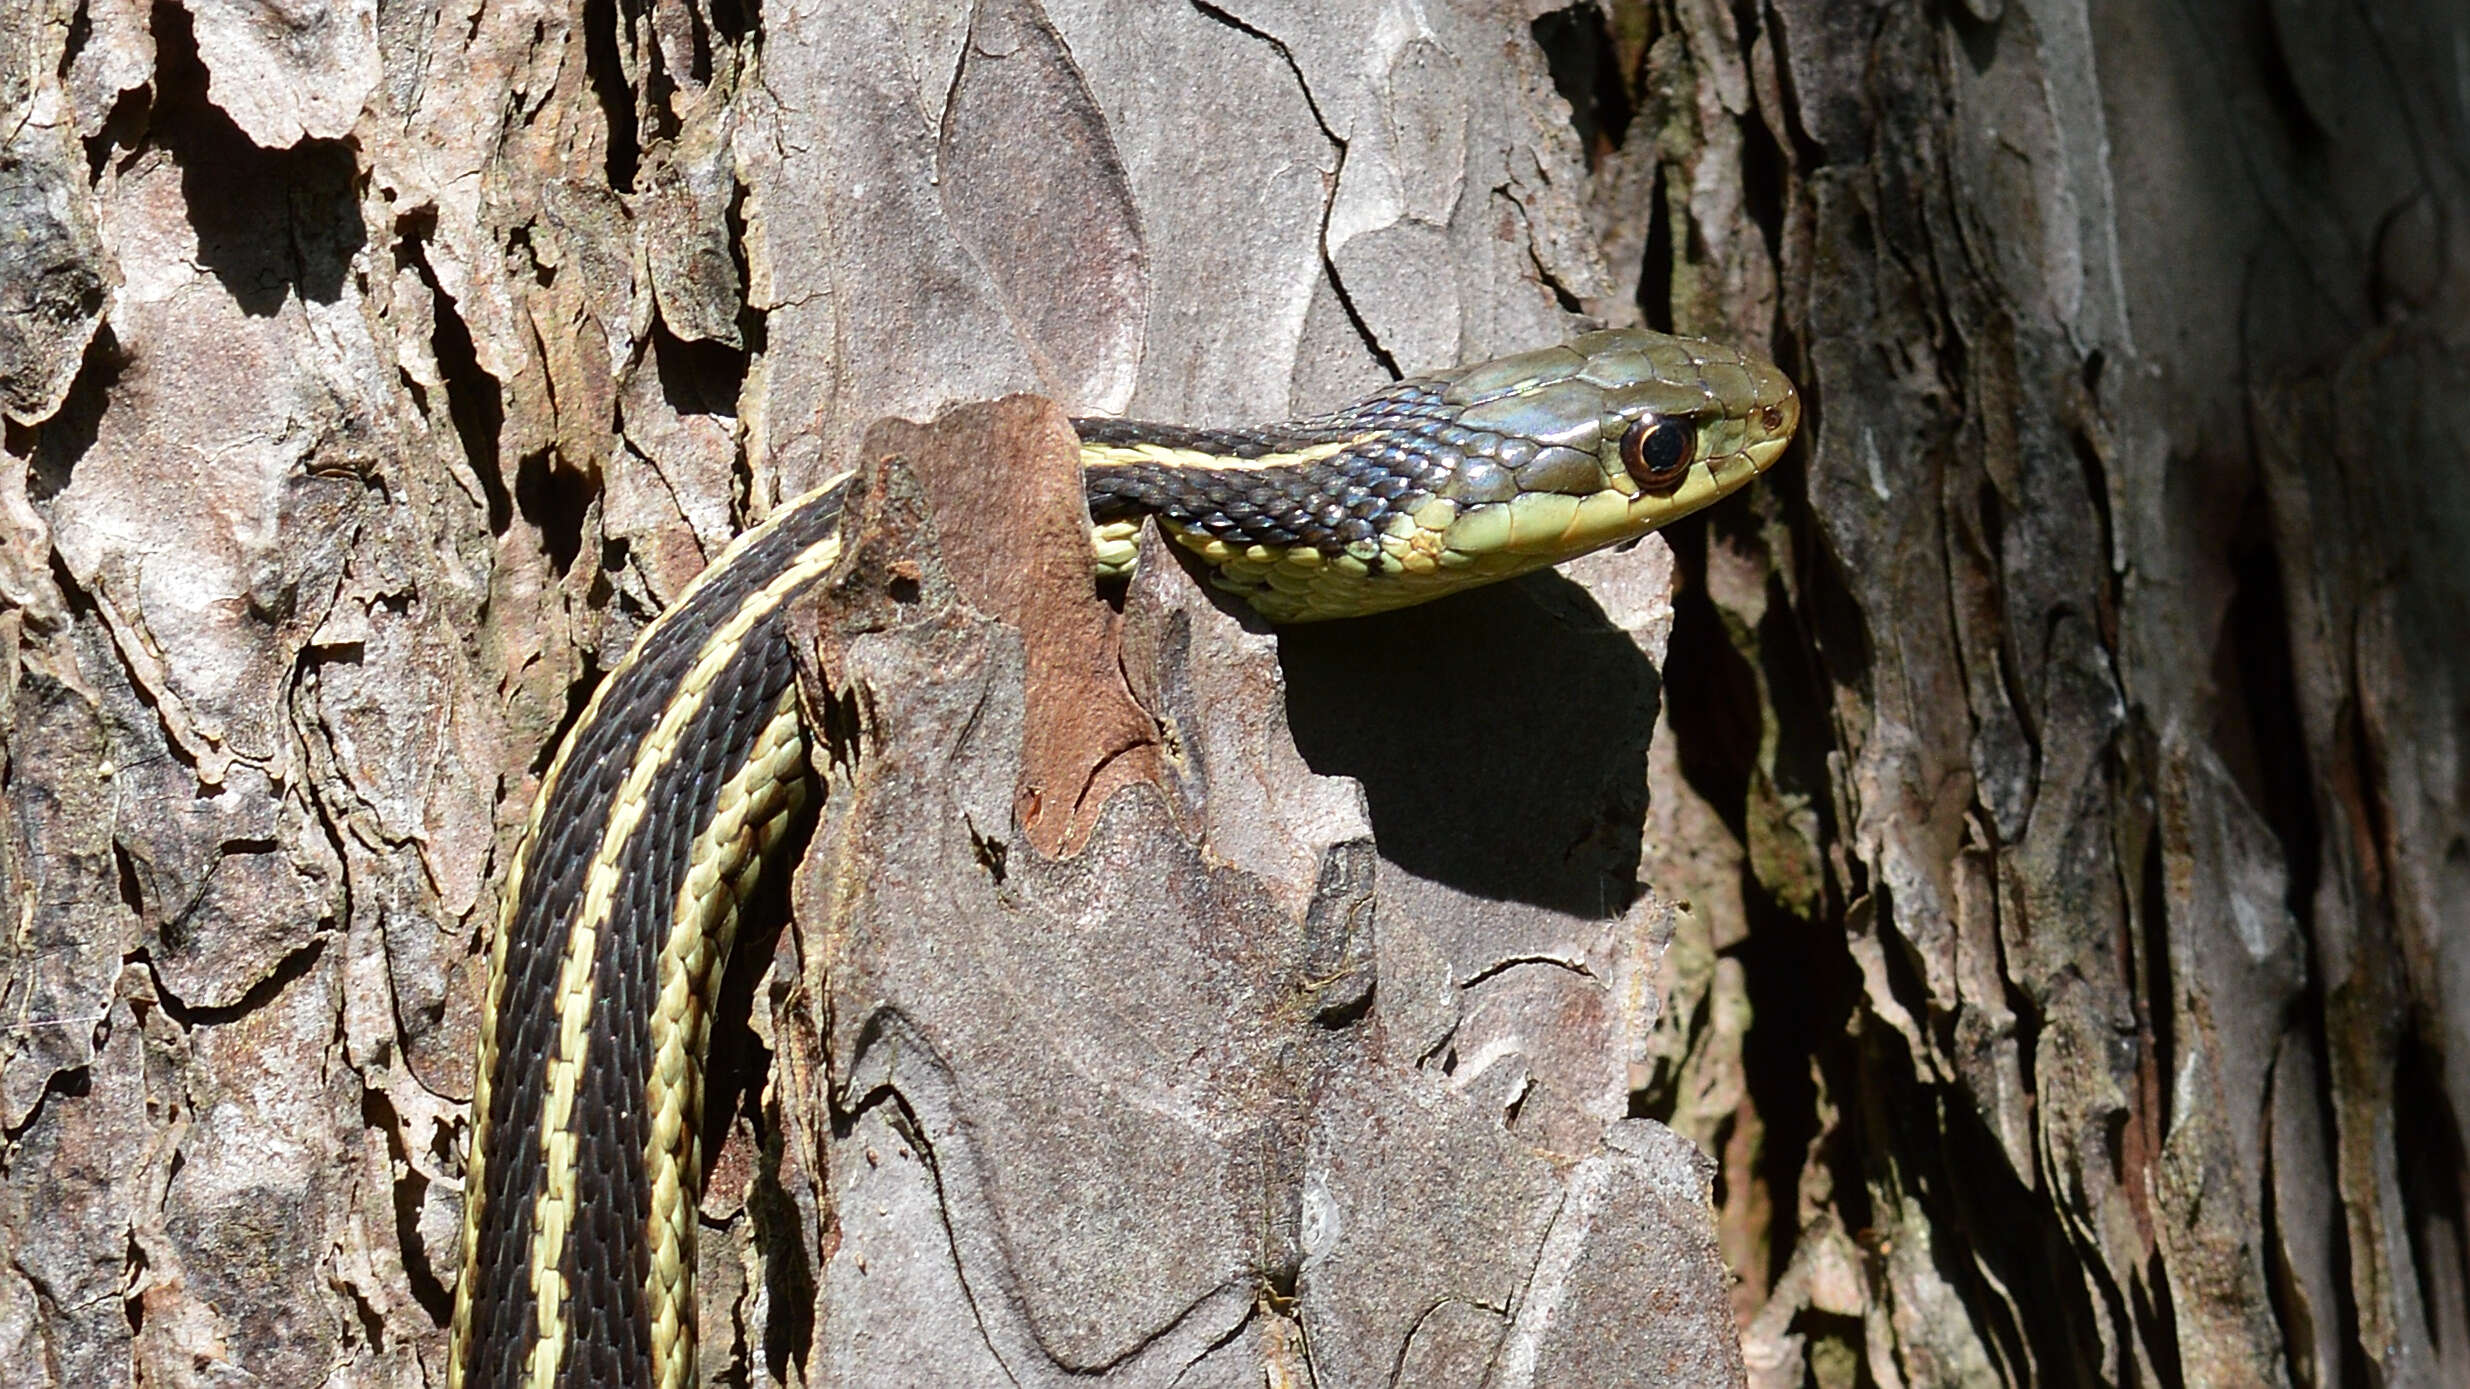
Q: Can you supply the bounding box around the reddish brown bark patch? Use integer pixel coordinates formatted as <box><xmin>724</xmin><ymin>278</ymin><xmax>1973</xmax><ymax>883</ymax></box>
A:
<box><xmin>846</xmin><ymin>397</ymin><xmax>1161</xmax><ymax>857</ymax></box>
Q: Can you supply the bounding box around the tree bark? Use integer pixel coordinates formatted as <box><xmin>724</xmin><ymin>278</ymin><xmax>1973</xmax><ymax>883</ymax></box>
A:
<box><xmin>2</xmin><ymin>0</ymin><xmax>2463</xmax><ymax>1386</ymax></box>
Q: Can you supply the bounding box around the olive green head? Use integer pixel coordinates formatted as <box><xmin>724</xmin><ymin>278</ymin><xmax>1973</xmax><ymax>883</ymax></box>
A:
<box><xmin>1407</xmin><ymin>326</ymin><xmax>1799</xmax><ymax>574</ymax></box>
<box><xmin>1078</xmin><ymin>327</ymin><xmax>1801</xmax><ymax>623</ymax></box>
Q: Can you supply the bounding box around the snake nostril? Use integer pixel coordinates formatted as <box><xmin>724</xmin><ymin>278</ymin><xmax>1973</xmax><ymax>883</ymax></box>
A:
<box><xmin>1761</xmin><ymin>404</ymin><xmax>1784</xmax><ymax>431</ymax></box>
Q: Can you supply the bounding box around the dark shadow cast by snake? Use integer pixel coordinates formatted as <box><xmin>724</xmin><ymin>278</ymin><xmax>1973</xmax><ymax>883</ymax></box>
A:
<box><xmin>1274</xmin><ymin>569</ymin><xmax>1661</xmax><ymax>919</ymax></box>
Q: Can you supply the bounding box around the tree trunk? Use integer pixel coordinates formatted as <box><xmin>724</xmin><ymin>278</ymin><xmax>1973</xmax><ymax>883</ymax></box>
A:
<box><xmin>2</xmin><ymin>0</ymin><xmax>2462</xmax><ymax>1386</ymax></box>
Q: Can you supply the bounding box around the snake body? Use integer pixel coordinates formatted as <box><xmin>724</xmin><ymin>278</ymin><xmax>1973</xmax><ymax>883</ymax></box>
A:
<box><xmin>450</xmin><ymin>327</ymin><xmax>1799</xmax><ymax>1388</ymax></box>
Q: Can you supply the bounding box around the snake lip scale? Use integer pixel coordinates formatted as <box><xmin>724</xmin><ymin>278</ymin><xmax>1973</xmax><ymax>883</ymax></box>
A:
<box><xmin>449</xmin><ymin>327</ymin><xmax>1800</xmax><ymax>1388</ymax></box>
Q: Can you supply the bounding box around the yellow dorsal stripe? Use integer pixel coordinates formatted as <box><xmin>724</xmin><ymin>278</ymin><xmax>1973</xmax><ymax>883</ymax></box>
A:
<box><xmin>521</xmin><ymin>529</ymin><xmax>844</xmax><ymax>1388</ymax></box>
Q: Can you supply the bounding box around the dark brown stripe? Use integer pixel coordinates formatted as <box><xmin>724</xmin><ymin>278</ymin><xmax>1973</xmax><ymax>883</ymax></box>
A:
<box><xmin>461</xmin><ymin>484</ymin><xmax>844</xmax><ymax>1389</ymax></box>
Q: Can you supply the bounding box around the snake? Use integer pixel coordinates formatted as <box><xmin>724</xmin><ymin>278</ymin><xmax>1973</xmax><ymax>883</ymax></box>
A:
<box><xmin>447</xmin><ymin>326</ymin><xmax>1800</xmax><ymax>1388</ymax></box>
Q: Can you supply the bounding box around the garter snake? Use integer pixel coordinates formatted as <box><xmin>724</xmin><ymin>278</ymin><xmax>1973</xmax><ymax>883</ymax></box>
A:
<box><xmin>449</xmin><ymin>327</ymin><xmax>1799</xmax><ymax>1388</ymax></box>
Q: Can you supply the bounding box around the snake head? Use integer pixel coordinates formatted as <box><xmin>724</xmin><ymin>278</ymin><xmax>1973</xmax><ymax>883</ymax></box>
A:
<box><xmin>1410</xmin><ymin>327</ymin><xmax>1800</xmax><ymax>573</ymax></box>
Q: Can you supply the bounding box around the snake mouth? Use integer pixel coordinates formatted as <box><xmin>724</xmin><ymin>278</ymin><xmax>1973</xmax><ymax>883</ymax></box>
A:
<box><xmin>1744</xmin><ymin>430</ymin><xmax>1795</xmax><ymax>474</ymax></box>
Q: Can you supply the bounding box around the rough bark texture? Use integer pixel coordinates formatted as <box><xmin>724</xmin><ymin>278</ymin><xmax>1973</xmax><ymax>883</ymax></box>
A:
<box><xmin>1</xmin><ymin>0</ymin><xmax>2463</xmax><ymax>1387</ymax></box>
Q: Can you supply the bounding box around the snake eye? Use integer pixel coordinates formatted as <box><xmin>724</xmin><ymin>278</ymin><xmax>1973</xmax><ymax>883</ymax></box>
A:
<box><xmin>1620</xmin><ymin>416</ymin><xmax>1695</xmax><ymax>491</ymax></box>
